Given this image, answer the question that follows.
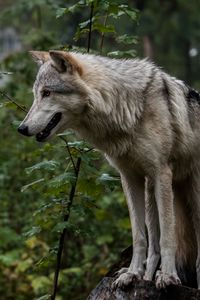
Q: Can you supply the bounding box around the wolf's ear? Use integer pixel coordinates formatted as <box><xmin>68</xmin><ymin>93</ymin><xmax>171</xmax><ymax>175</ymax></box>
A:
<box><xmin>49</xmin><ymin>50</ymin><xmax>83</xmax><ymax>75</ymax></box>
<box><xmin>29</xmin><ymin>51</ymin><xmax>49</xmax><ymax>66</ymax></box>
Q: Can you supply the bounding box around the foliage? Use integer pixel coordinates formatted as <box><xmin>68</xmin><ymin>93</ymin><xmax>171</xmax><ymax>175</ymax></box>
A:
<box><xmin>56</xmin><ymin>0</ymin><xmax>138</xmax><ymax>56</ymax></box>
<box><xmin>136</xmin><ymin>0</ymin><xmax>200</xmax><ymax>87</ymax></box>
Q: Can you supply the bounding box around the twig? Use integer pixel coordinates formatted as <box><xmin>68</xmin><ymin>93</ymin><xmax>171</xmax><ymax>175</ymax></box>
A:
<box><xmin>51</xmin><ymin>157</ymin><xmax>81</xmax><ymax>300</ymax></box>
<box><xmin>85</xmin><ymin>147</ymin><xmax>94</xmax><ymax>153</ymax></box>
<box><xmin>87</xmin><ymin>2</ymin><xmax>94</xmax><ymax>53</ymax></box>
<box><xmin>100</xmin><ymin>13</ymin><xmax>108</xmax><ymax>53</ymax></box>
<box><xmin>59</xmin><ymin>136</ymin><xmax>77</xmax><ymax>173</ymax></box>
<box><xmin>0</xmin><ymin>90</ymin><xmax>27</xmax><ymax>113</ymax></box>
<box><xmin>52</xmin><ymin>3</ymin><xmax>94</xmax><ymax>298</ymax></box>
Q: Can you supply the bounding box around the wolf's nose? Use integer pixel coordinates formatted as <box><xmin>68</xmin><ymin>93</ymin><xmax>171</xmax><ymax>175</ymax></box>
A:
<box><xmin>18</xmin><ymin>124</ymin><xmax>31</xmax><ymax>136</ymax></box>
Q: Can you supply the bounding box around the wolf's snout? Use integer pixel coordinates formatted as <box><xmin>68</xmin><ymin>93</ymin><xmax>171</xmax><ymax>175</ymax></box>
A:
<box><xmin>18</xmin><ymin>124</ymin><xmax>32</xmax><ymax>137</ymax></box>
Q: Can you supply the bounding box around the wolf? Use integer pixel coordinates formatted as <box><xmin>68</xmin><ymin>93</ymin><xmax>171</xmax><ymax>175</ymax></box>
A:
<box><xmin>18</xmin><ymin>50</ymin><xmax>200</xmax><ymax>289</ymax></box>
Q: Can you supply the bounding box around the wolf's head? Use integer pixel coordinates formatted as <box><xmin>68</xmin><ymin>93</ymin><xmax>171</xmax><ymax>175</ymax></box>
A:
<box><xmin>18</xmin><ymin>51</ymin><xmax>89</xmax><ymax>142</ymax></box>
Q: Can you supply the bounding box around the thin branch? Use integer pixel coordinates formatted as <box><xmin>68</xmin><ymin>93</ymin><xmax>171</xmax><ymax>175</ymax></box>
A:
<box><xmin>59</xmin><ymin>136</ymin><xmax>77</xmax><ymax>173</ymax></box>
<box><xmin>85</xmin><ymin>147</ymin><xmax>94</xmax><ymax>153</ymax></box>
<box><xmin>87</xmin><ymin>2</ymin><xmax>94</xmax><ymax>53</ymax></box>
<box><xmin>100</xmin><ymin>13</ymin><xmax>108</xmax><ymax>53</ymax></box>
<box><xmin>52</xmin><ymin>3</ymin><xmax>95</xmax><ymax>298</ymax></box>
<box><xmin>51</xmin><ymin>157</ymin><xmax>81</xmax><ymax>300</ymax></box>
<box><xmin>0</xmin><ymin>90</ymin><xmax>27</xmax><ymax>113</ymax></box>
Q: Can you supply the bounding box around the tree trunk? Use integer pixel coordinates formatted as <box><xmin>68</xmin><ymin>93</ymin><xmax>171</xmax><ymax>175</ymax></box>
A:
<box><xmin>87</xmin><ymin>246</ymin><xmax>200</xmax><ymax>300</ymax></box>
<box><xmin>87</xmin><ymin>277</ymin><xmax>200</xmax><ymax>300</ymax></box>
<box><xmin>143</xmin><ymin>35</ymin><xmax>155</xmax><ymax>59</ymax></box>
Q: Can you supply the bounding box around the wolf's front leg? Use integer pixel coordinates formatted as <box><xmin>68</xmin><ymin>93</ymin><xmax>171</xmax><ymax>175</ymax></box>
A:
<box><xmin>144</xmin><ymin>178</ymin><xmax>160</xmax><ymax>281</ymax></box>
<box><xmin>113</xmin><ymin>173</ymin><xmax>147</xmax><ymax>289</ymax></box>
<box><xmin>155</xmin><ymin>165</ymin><xmax>181</xmax><ymax>288</ymax></box>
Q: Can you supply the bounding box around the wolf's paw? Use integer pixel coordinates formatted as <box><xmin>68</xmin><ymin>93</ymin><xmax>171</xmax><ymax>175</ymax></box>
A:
<box><xmin>155</xmin><ymin>270</ymin><xmax>181</xmax><ymax>289</ymax></box>
<box><xmin>114</xmin><ymin>267</ymin><xmax>128</xmax><ymax>277</ymax></box>
<box><xmin>112</xmin><ymin>272</ymin><xmax>141</xmax><ymax>290</ymax></box>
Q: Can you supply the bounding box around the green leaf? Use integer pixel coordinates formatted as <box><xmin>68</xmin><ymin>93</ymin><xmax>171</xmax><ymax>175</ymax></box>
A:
<box><xmin>49</xmin><ymin>172</ymin><xmax>76</xmax><ymax>187</ymax></box>
<box><xmin>93</xmin><ymin>23</ymin><xmax>116</xmax><ymax>33</ymax></box>
<box><xmin>78</xmin><ymin>177</ymin><xmax>103</xmax><ymax>197</ymax></box>
<box><xmin>97</xmin><ymin>173</ymin><xmax>119</xmax><ymax>183</ymax></box>
<box><xmin>36</xmin><ymin>295</ymin><xmax>51</xmax><ymax>300</ymax></box>
<box><xmin>25</xmin><ymin>160</ymin><xmax>60</xmax><ymax>174</ymax></box>
<box><xmin>56</xmin><ymin>8</ymin><xmax>68</xmax><ymax>18</ymax></box>
<box><xmin>123</xmin><ymin>8</ymin><xmax>137</xmax><ymax>21</ymax></box>
<box><xmin>21</xmin><ymin>178</ymin><xmax>45</xmax><ymax>192</ymax></box>
<box><xmin>116</xmin><ymin>34</ymin><xmax>138</xmax><ymax>45</ymax></box>
<box><xmin>110</xmin><ymin>10</ymin><xmax>125</xmax><ymax>19</ymax></box>
<box><xmin>52</xmin><ymin>221</ymin><xmax>68</xmax><ymax>233</ymax></box>
<box><xmin>107</xmin><ymin>49</ymin><xmax>136</xmax><ymax>58</ymax></box>
<box><xmin>11</xmin><ymin>119</ymin><xmax>22</xmax><ymax>128</ymax></box>
<box><xmin>57</xmin><ymin>130</ymin><xmax>74</xmax><ymax>137</ymax></box>
<box><xmin>79</xmin><ymin>18</ymin><xmax>94</xmax><ymax>29</ymax></box>
<box><xmin>0</xmin><ymin>250</ymin><xmax>20</xmax><ymax>267</ymax></box>
<box><xmin>35</xmin><ymin>253</ymin><xmax>54</xmax><ymax>270</ymax></box>
<box><xmin>24</xmin><ymin>226</ymin><xmax>41</xmax><ymax>237</ymax></box>
<box><xmin>56</xmin><ymin>1</ymin><xmax>85</xmax><ymax>18</ymax></box>
<box><xmin>67</xmin><ymin>140</ymin><xmax>86</xmax><ymax>148</ymax></box>
<box><xmin>67</xmin><ymin>3</ymin><xmax>83</xmax><ymax>13</ymax></box>
<box><xmin>74</xmin><ymin>28</ymin><xmax>89</xmax><ymax>41</ymax></box>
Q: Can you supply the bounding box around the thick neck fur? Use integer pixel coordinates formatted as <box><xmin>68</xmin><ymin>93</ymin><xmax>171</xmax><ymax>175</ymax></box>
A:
<box><xmin>71</xmin><ymin>53</ymin><xmax>150</xmax><ymax>156</ymax></box>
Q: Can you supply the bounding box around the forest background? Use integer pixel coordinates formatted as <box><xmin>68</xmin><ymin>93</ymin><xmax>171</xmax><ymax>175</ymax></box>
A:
<box><xmin>0</xmin><ymin>0</ymin><xmax>200</xmax><ymax>299</ymax></box>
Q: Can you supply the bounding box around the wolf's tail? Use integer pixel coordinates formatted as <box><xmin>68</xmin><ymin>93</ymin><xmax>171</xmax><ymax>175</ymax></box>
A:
<box><xmin>174</xmin><ymin>181</ymin><xmax>197</xmax><ymax>288</ymax></box>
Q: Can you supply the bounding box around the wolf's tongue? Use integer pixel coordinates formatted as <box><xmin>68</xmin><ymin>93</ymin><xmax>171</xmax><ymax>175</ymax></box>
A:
<box><xmin>36</xmin><ymin>112</ymin><xmax>62</xmax><ymax>142</ymax></box>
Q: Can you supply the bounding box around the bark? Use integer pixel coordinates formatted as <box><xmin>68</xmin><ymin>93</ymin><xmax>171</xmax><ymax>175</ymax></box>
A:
<box><xmin>87</xmin><ymin>277</ymin><xmax>200</xmax><ymax>300</ymax></box>
<box><xmin>87</xmin><ymin>246</ymin><xmax>200</xmax><ymax>300</ymax></box>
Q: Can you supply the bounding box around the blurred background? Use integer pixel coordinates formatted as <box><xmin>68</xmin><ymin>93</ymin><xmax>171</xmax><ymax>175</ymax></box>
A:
<box><xmin>0</xmin><ymin>1</ymin><xmax>200</xmax><ymax>299</ymax></box>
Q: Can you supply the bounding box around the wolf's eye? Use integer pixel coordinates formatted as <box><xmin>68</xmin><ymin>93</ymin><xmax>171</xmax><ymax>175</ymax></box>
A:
<box><xmin>42</xmin><ymin>90</ymin><xmax>51</xmax><ymax>98</ymax></box>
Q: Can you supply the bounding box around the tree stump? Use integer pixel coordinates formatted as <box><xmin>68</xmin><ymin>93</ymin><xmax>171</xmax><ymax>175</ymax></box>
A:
<box><xmin>87</xmin><ymin>246</ymin><xmax>200</xmax><ymax>300</ymax></box>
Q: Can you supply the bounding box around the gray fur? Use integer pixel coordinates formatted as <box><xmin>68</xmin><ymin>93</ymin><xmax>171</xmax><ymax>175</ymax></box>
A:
<box><xmin>19</xmin><ymin>51</ymin><xmax>200</xmax><ymax>289</ymax></box>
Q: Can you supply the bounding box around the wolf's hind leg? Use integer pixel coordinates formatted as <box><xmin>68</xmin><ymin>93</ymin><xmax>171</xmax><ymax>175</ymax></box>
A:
<box><xmin>113</xmin><ymin>173</ymin><xmax>147</xmax><ymax>289</ymax></box>
<box><xmin>154</xmin><ymin>165</ymin><xmax>181</xmax><ymax>288</ymax></box>
<box><xmin>144</xmin><ymin>178</ymin><xmax>160</xmax><ymax>281</ymax></box>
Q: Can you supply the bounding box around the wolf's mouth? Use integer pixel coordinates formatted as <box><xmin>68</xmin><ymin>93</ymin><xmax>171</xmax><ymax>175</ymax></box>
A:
<box><xmin>36</xmin><ymin>112</ymin><xmax>62</xmax><ymax>142</ymax></box>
